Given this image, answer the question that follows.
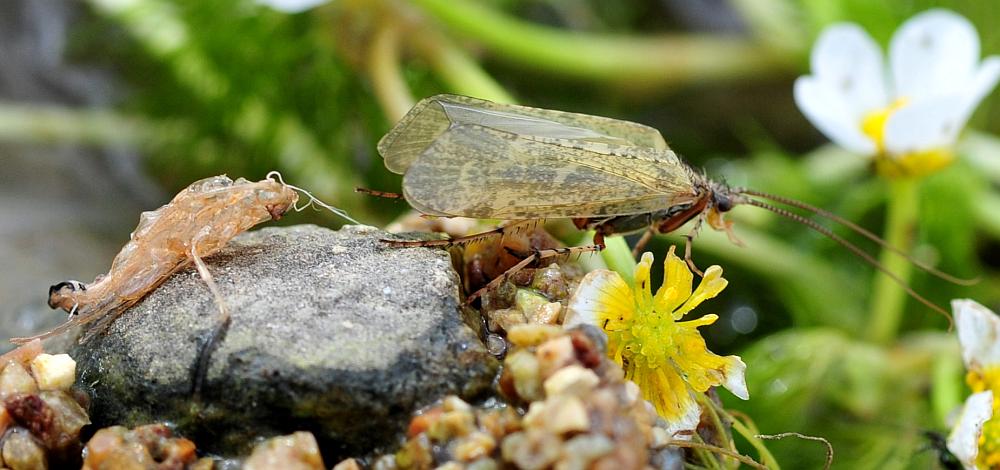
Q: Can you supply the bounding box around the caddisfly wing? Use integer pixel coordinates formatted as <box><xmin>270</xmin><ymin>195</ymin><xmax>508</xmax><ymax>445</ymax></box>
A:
<box><xmin>399</xmin><ymin>123</ymin><xmax>698</xmax><ymax>219</ymax></box>
<box><xmin>378</xmin><ymin>94</ymin><xmax>671</xmax><ymax>174</ymax></box>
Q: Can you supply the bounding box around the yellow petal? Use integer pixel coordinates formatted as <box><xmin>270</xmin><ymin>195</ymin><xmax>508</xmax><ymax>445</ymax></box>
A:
<box><xmin>675</xmin><ymin>265</ymin><xmax>728</xmax><ymax>319</ymax></box>
<box><xmin>630</xmin><ymin>361</ymin><xmax>700</xmax><ymax>436</ymax></box>
<box><xmin>633</xmin><ymin>252</ymin><xmax>655</xmax><ymax>314</ymax></box>
<box><xmin>565</xmin><ymin>270</ymin><xmax>634</xmax><ymax>332</ymax></box>
<box><xmin>671</xmin><ymin>317</ymin><xmax>749</xmax><ymax>399</ymax></box>
<box><xmin>653</xmin><ymin>246</ymin><xmax>693</xmax><ymax>315</ymax></box>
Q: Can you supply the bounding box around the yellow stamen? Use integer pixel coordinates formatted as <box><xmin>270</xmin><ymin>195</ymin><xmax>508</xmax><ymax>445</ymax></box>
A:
<box><xmin>861</xmin><ymin>98</ymin><xmax>909</xmax><ymax>153</ymax></box>
<box><xmin>874</xmin><ymin>148</ymin><xmax>954</xmax><ymax>178</ymax></box>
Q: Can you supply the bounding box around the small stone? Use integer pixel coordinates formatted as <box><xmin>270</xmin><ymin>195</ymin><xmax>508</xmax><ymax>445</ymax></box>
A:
<box><xmin>244</xmin><ymin>432</ymin><xmax>324</xmax><ymax>470</ymax></box>
<box><xmin>543</xmin><ymin>365</ymin><xmax>600</xmax><ymax>397</ymax></box>
<box><xmin>501</xmin><ymin>430</ymin><xmax>561</xmax><ymax>470</ymax></box>
<box><xmin>38</xmin><ymin>391</ymin><xmax>90</xmax><ymax>449</ymax></box>
<box><xmin>528</xmin><ymin>302</ymin><xmax>562</xmax><ymax>325</ymax></box>
<box><xmin>488</xmin><ymin>308</ymin><xmax>527</xmax><ymax>333</ymax></box>
<box><xmin>452</xmin><ymin>431</ymin><xmax>496</xmax><ymax>462</ymax></box>
<box><xmin>2</xmin><ymin>428</ymin><xmax>46</xmax><ymax>470</ymax></box>
<box><xmin>434</xmin><ymin>462</ymin><xmax>463</xmax><ymax>470</ymax></box>
<box><xmin>507</xmin><ymin>324</ymin><xmax>562</xmax><ymax>348</ymax></box>
<box><xmin>530</xmin><ymin>264</ymin><xmax>569</xmax><ymax>300</ymax></box>
<box><xmin>557</xmin><ymin>434</ymin><xmax>615</xmax><ymax>470</ymax></box>
<box><xmin>535</xmin><ymin>336</ymin><xmax>575</xmax><ymax>379</ymax></box>
<box><xmin>395</xmin><ymin>433</ymin><xmax>432</xmax><ymax>469</ymax></box>
<box><xmin>622</xmin><ymin>381</ymin><xmax>641</xmax><ymax>405</ymax></box>
<box><xmin>0</xmin><ymin>363</ymin><xmax>38</xmax><ymax>400</ymax></box>
<box><xmin>371</xmin><ymin>454</ymin><xmax>398</xmax><ymax>470</ymax></box>
<box><xmin>442</xmin><ymin>396</ymin><xmax>471</xmax><ymax>413</ymax></box>
<box><xmin>650</xmin><ymin>427</ymin><xmax>670</xmax><ymax>449</ymax></box>
<box><xmin>515</xmin><ymin>290</ymin><xmax>550</xmax><ymax>321</ymax></box>
<box><xmin>524</xmin><ymin>396</ymin><xmax>589</xmax><ymax>435</ymax></box>
<box><xmin>29</xmin><ymin>354</ymin><xmax>76</xmax><ymax>391</ymax></box>
<box><xmin>333</xmin><ymin>458</ymin><xmax>362</xmax><ymax>470</ymax></box>
<box><xmin>83</xmin><ymin>424</ymin><xmax>198</xmax><ymax>470</ymax></box>
<box><xmin>434</xmin><ymin>409</ymin><xmax>476</xmax><ymax>440</ymax></box>
<box><xmin>504</xmin><ymin>350</ymin><xmax>542</xmax><ymax>402</ymax></box>
<box><xmin>466</xmin><ymin>457</ymin><xmax>498</xmax><ymax>470</ymax></box>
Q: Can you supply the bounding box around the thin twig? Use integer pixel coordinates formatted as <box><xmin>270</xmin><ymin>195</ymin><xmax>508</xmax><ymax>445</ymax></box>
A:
<box><xmin>665</xmin><ymin>439</ymin><xmax>768</xmax><ymax>470</ymax></box>
<box><xmin>756</xmin><ymin>433</ymin><xmax>833</xmax><ymax>470</ymax></box>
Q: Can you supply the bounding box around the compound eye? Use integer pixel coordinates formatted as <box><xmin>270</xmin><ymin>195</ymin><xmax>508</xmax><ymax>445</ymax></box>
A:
<box><xmin>48</xmin><ymin>281</ymin><xmax>81</xmax><ymax>297</ymax></box>
<box><xmin>715</xmin><ymin>196</ymin><xmax>733</xmax><ymax>212</ymax></box>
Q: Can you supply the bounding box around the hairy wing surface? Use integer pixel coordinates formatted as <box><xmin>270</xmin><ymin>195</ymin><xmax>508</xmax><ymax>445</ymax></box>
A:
<box><xmin>379</xmin><ymin>95</ymin><xmax>670</xmax><ymax>174</ymax></box>
<box><xmin>402</xmin><ymin>124</ymin><xmax>697</xmax><ymax>219</ymax></box>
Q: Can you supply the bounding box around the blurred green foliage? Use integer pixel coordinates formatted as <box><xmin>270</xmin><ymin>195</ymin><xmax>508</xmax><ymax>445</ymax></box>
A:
<box><xmin>22</xmin><ymin>0</ymin><xmax>1000</xmax><ymax>467</ymax></box>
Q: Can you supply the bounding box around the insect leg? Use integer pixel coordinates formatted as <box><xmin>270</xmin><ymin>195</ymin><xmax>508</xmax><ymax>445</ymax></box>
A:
<box><xmin>467</xmin><ymin>243</ymin><xmax>604</xmax><ymax>305</ymax></box>
<box><xmin>382</xmin><ymin>220</ymin><xmax>537</xmax><ymax>248</ymax></box>
<box><xmin>189</xmin><ymin>239</ymin><xmax>231</xmax><ymax>397</ymax></box>
<box><xmin>66</xmin><ymin>302</ymin><xmax>79</xmax><ymax>320</ymax></box>
<box><xmin>684</xmin><ymin>215</ymin><xmax>706</xmax><ymax>277</ymax></box>
<box><xmin>631</xmin><ymin>228</ymin><xmax>655</xmax><ymax>258</ymax></box>
<box><xmin>355</xmin><ymin>187</ymin><xmax>404</xmax><ymax>199</ymax></box>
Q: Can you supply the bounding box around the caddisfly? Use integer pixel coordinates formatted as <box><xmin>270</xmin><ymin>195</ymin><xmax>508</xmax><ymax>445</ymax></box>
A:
<box><xmin>12</xmin><ymin>172</ymin><xmax>356</xmax><ymax>346</ymax></box>
<box><xmin>375</xmin><ymin>94</ymin><xmax>972</xmax><ymax>315</ymax></box>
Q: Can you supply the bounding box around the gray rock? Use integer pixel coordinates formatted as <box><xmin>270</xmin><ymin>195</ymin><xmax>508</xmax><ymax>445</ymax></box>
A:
<box><xmin>70</xmin><ymin>224</ymin><xmax>498</xmax><ymax>458</ymax></box>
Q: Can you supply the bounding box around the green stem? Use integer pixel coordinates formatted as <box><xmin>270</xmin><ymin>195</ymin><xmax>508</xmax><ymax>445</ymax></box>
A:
<box><xmin>930</xmin><ymin>351</ymin><xmax>963</xmax><ymax>427</ymax></box>
<box><xmin>731</xmin><ymin>419</ymin><xmax>780</xmax><ymax>470</ymax></box>
<box><xmin>369</xmin><ymin>20</ymin><xmax>414</xmax><ymax>122</ymax></box>
<box><xmin>972</xmin><ymin>190</ymin><xmax>1000</xmax><ymax>240</ymax></box>
<box><xmin>410</xmin><ymin>0</ymin><xmax>792</xmax><ymax>87</ymax></box>
<box><xmin>89</xmin><ymin>0</ymin><xmax>364</xmax><ymax>215</ymax></box>
<box><xmin>601</xmin><ymin>235</ymin><xmax>636</xmax><ymax>284</ymax></box>
<box><xmin>0</xmin><ymin>102</ymin><xmax>166</xmax><ymax>147</ymax></box>
<box><xmin>867</xmin><ymin>179</ymin><xmax>919</xmax><ymax>344</ymax></box>
<box><xmin>410</xmin><ymin>29</ymin><xmax>516</xmax><ymax>104</ymax></box>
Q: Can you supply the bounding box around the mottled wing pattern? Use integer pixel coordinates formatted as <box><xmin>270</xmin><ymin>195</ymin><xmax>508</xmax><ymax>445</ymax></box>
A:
<box><xmin>402</xmin><ymin>124</ymin><xmax>697</xmax><ymax>219</ymax></box>
<box><xmin>378</xmin><ymin>94</ymin><xmax>670</xmax><ymax>174</ymax></box>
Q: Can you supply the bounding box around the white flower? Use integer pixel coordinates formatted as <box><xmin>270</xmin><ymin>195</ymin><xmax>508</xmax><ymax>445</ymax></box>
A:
<box><xmin>257</xmin><ymin>0</ymin><xmax>329</xmax><ymax>13</ymax></box>
<box><xmin>795</xmin><ymin>9</ymin><xmax>1000</xmax><ymax>177</ymax></box>
<box><xmin>949</xmin><ymin>390</ymin><xmax>993</xmax><ymax>470</ymax></box>
<box><xmin>949</xmin><ymin>299</ymin><xmax>1000</xmax><ymax>468</ymax></box>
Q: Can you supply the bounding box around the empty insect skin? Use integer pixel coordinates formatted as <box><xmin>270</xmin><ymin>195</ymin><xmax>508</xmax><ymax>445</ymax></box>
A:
<box><xmin>12</xmin><ymin>175</ymin><xmax>299</xmax><ymax>345</ymax></box>
<box><xmin>377</xmin><ymin>94</ymin><xmax>964</xmax><ymax>312</ymax></box>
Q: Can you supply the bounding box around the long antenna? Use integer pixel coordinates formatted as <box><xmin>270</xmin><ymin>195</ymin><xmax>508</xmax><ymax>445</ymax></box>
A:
<box><xmin>745</xmin><ymin>198</ymin><xmax>952</xmax><ymax>325</ymax></box>
<box><xmin>740</xmin><ymin>189</ymin><xmax>977</xmax><ymax>286</ymax></box>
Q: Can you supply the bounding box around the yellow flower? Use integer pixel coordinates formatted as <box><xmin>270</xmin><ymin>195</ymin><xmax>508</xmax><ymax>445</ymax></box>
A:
<box><xmin>564</xmin><ymin>246</ymin><xmax>747</xmax><ymax>437</ymax></box>
<box><xmin>950</xmin><ymin>299</ymin><xmax>1000</xmax><ymax>469</ymax></box>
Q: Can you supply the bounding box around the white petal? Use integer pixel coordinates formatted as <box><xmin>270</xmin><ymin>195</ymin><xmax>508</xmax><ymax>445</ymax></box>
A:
<box><xmin>953</xmin><ymin>56</ymin><xmax>1000</xmax><ymax>130</ymax></box>
<box><xmin>563</xmin><ymin>270</ymin><xmax>628</xmax><ymax>330</ymax></box>
<box><xmin>891</xmin><ymin>9</ymin><xmax>981</xmax><ymax>99</ymax></box>
<box><xmin>811</xmin><ymin>24</ymin><xmax>889</xmax><ymax>117</ymax></box>
<box><xmin>953</xmin><ymin>299</ymin><xmax>1000</xmax><ymax>370</ymax></box>
<box><xmin>947</xmin><ymin>390</ymin><xmax>994</xmax><ymax>469</ymax></box>
<box><xmin>660</xmin><ymin>389</ymin><xmax>702</xmax><ymax>440</ymax></box>
<box><xmin>883</xmin><ymin>96</ymin><xmax>966</xmax><ymax>156</ymax></box>
<box><xmin>723</xmin><ymin>356</ymin><xmax>749</xmax><ymax>400</ymax></box>
<box><xmin>257</xmin><ymin>0</ymin><xmax>329</xmax><ymax>12</ymax></box>
<box><xmin>794</xmin><ymin>76</ymin><xmax>877</xmax><ymax>155</ymax></box>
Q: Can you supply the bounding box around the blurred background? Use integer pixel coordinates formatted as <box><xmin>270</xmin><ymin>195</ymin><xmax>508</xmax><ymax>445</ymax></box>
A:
<box><xmin>3</xmin><ymin>0</ymin><xmax>1000</xmax><ymax>467</ymax></box>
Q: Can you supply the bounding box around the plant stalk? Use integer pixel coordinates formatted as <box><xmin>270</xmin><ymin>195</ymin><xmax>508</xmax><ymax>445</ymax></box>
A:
<box><xmin>867</xmin><ymin>179</ymin><xmax>919</xmax><ymax>344</ymax></box>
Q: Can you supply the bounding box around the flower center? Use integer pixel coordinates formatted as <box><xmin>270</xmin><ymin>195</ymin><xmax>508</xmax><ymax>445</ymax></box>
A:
<box><xmin>966</xmin><ymin>367</ymin><xmax>1000</xmax><ymax>396</ymax></box>
<box><xmin>860</xmin><ymin>98</ymin><xmax>909</xmax><ymax>153</ymax></box>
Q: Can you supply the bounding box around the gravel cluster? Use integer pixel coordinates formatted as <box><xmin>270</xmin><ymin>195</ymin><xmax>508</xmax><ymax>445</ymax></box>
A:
<box><xmin>381</xmin><ymin>325</ymin><xmax>684</xmax><ymax>470</ymax></box>
<box><xmin>0</xmin><ymin>342</ymin><xmax>89</xmax><ymax>470</ymax></box>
